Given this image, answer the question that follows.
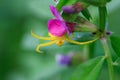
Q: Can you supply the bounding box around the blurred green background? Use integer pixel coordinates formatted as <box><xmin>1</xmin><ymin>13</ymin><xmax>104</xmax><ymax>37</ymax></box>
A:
<box><xmin>0</xmin><ymin>0</ymin><xmax>120</xmax><ymax>80</ymax></box>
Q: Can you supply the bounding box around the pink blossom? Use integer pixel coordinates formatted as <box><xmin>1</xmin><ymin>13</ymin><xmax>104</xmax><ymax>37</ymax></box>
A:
<box><xmin>48</xmin><ymin>5</ymin><xmax>70</xmax><ymax>36</ymax></box>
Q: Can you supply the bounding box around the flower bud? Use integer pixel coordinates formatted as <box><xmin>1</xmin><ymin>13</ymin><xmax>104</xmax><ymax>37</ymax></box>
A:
<box><xmin>106</xmin><ymin>31</ymin><xmax>112</xmax><ymax>35</ymax></box>
<box><xmin>74</xmin><ymin>16</ymin><xmax>97</xmax><ymax>32</ymax></box>
<box><xmin>55</xmin><ymin>53</ymin><xmax>73</xmax><ymax>66</ymax></box>
<box><xmin>62</xmin><ymin>2</ymin><xmax>89</xmax><ymax>14</ymax></box>
<box><xmin>55</xmin><ymin>52</ymin><xmax>87</xmax><ymax>67</ymax></box>
<box><xmin>62</xmin><ymin>6</ymin><xmax>75</xmax><ymax>14</ymax></box>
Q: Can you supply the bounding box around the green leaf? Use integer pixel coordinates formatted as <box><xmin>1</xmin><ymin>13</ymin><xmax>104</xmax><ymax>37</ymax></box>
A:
<box><xmin>73</xmin><ymin>32</ymin><xmax>96</xmax><ymax>42</ymax></box>
<box><xmin>81</xmin><ymin>8</ymin><xmax>92</xmax><ymax>20</ymax></box>
<box><xmin>110</xmin><ymin>36</ymin><xmax>120</xmax><ymax>57</ymax></box>
<box><xmin>56</xmin><ymin>0</ymin><xmax>78</xmax><ymax>11</ymax></box>
<box><xmin>64</xmin><ymin>0</ymin><xmax>78</xmax><ymax>5</ymax></box>
<box><xmin>56</xmin><ymin>0</ymin><xmax>68</xmax><ymax>11</ymax></box>
<box><xmin>70</xmin><ymin>56</ymin><xmax>105</xmax><ymax>80</ymax></box>
<box><xmin>107</xmin><ymin>0</ymin><xmax>111</xmax><ymax>2</ymax></box>
<box><xmin>113</xmin><ymin>58</ymin><xmax>120</xmax><ymax>67</ymax></box>
<box><xmin>62</xmin><ymin>13</ymin><xmax>78</xmax><ymax>21</ymax></box>
<box><xmin>79</xmin><ymin>0</ymin><xmax>107</xmax><ymax>6</ymax></box>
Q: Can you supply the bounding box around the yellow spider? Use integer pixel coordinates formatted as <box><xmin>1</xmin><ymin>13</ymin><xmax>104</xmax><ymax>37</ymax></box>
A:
<box><xmin>31</xmin><ymin>31</ymin><xmax>98</xmax><ymax>53</ymax></box>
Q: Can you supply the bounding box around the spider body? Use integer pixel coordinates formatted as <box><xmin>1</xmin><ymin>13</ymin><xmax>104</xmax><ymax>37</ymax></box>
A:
<box><xmin>49</xmin><ymin>33</ymin><xmax>65</xmax><ymax>46</ymax></box>
<box><xmin>31</xmin><ymin>31</ymin><xmax>98</xmax><ymax>53</ymax></box>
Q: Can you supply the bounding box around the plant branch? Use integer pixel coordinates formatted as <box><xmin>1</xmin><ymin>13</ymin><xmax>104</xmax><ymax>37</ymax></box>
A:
<box><xmin>101</xmin><ymin>38</ymin><xmax>114</xmax><ymax>80</ymax></box>
<box><xmin>99</xmin><ymin>6</ymin><xmax>107</xmax><ymax>31</ymax></box>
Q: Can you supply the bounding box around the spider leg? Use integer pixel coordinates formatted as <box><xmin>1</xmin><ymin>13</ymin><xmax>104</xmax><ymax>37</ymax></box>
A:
<box><xmin>36</xmin><ymin>41</ymin><xmax>55</xmax><ymax>53</ymax></box>
<box><xmin>31</xmin><ymin>30</ymin><xmax>53</xmax><ymax>40</ymax></box>
<box><xmin>66</xmin><ymin>37</ymin><xmax>98</xmax><ymax>45</ymax></box>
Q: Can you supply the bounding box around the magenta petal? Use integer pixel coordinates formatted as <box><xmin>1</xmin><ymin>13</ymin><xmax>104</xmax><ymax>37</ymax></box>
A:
<box><xmin>48</xmin><ymin>19</ymin><xmax>67</xmax><ymax>36</ymax></box>
<box><xmin>50</xmin><ymin>5</ymin><xmax>63</xmax><ymax>20</ymax></box>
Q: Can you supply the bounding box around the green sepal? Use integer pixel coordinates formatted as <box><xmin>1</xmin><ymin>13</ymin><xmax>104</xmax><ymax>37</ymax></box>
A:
<box><xmin>81</xmin><ymin>8</ymin><xmax>92</xmax><ymax>20</ymax></box>
<box><xmin>56</xmin><ymin>0</ymin><xmax>78</xmax><ymax>11</ymax></box>
<box><xmin>75</xmin><ymin>16</ymin><xmax>97</xmax><ymax>32</ymax></box>
<box><xmin>79</xmin><ymin>0</ymin><xmax>110</xmax><ymax>7</ymax></box>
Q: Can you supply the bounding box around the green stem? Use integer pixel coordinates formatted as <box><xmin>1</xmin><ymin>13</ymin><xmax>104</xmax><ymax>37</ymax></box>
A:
<box><xmin>88</xmin><ymin>43</ymin><xmax>95</xmax><ymax>58</ymax></box>
<box><xmin>99</xmin><ymin>6</ymin><xmax>107</xmax><ymax>31</ymax></box>
<box><xmin>101</xmin><ymin>38</ymin><xmax>114</xmax><ymax>80</ymax></box>
<box><xmin>83</xmin><ymin>45</ymin><xmax>89</xmax><ymax>59</ymax></box>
